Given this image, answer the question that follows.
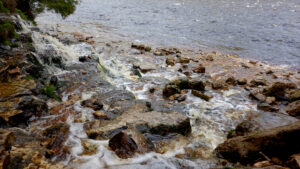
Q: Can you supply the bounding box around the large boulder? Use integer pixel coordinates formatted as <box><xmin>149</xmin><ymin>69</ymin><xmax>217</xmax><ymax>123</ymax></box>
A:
<box><xmin>215</xmin><ymin>121</ymin><xmax>300</xmax><ymax>165</ymax></box>
<box><xmin>86</xmin><ymin>104</ymin><xmax>191</xmax><ymax>140</ymax></box>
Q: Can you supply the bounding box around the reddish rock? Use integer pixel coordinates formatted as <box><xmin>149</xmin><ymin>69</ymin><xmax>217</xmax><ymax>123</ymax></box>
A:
<box><xmin>109</xmin><ymin>132</ymin><xmax>138</xmax><ymax>159</ymax></box>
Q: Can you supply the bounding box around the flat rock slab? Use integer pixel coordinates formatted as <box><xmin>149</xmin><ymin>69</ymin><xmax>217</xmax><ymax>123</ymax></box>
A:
<box><xmin>215</xmin><ymin>121</ymin><xmax>300</xmax><ymax>164</ymax></box>
<box><xmin>86</xmin><ymin>104</ymin><xmax>191</xmax><ymax>140</ymax></box>
<box><xmin>0</xmin><ymin>80</ymin><xmax>36</xmax><ymax>101</ymax></box>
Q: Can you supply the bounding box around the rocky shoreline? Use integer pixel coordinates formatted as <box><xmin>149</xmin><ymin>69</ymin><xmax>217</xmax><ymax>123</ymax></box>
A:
<box><xmin>0</xmin><ymin>9</ymin><xmax>300</xmax><ymax>169</ymax></box>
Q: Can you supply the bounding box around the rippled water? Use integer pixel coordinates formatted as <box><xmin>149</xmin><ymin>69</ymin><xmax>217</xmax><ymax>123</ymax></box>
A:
<box><xmin>36</xmin><ymin>0</ymin><xmax>300</xmax><ymax>68</ymax></box>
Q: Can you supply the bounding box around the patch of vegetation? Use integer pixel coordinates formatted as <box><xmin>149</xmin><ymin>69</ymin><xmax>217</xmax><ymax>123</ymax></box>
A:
<box><xmin>15</xmin><ymin>8</ymin><xmax>28</xmax><ymax>20</ymax></box>
<box><xmin>228</xmin><ymin>129</ymin><xmax>236</xmax><ymax>135</ymax></box>
<box><xmin>0</xmin><ymin>21</ymin><xmax>16</xmax><ymax>44</ymax></box>
<box><xmin>0</xmin><ymin>1</ymin><xmax>10</xmax><ymax>13</ymax></box>
<box><xmin>34</xmin><ymin>0</ymin><xmax>79</xmax><ymax>18</ymax></box>
<box><xmin>43</xmin><ymin>84</ymin><xmax>61</xmax><ymax>101</ymax></box>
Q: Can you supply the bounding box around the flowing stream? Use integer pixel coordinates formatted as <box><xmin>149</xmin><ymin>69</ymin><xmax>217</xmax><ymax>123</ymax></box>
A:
<box><xmin>22</xmin><ymin>0</ymin><xmax>300</xmax><ymax>168</ymax></box>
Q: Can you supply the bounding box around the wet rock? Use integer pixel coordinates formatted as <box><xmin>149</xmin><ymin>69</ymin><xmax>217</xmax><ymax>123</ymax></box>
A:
<box><xmin>163</xmin><ymin>84</ymin><xmax>180</xmax><ymax>98</ymax></box>
<box><xmin>212</xmin><ymin>80</ymin><xmax>227</xmax><ymax>90</ymax></box>
<box><xmin>290</xmin><ymin>89</ymin><xmax>300</xmax><ymax>102</ymax></box>
<box><xmin>189</xmin><ymin>80</ymin><xmax>205</xmax><ymax>91</ymax></box>
<box><xmin>253</xmin><ymin>161</ymin><xmax>273</xmax><ymax>168</ymax></box>
<box><xmin>250</xmin><ymin>77</ymin><xmax>266</xmax><ymax>87</ymax></box>
<box><xmin>166</xmin><ymin>56</ymin><xmax>177</xmax><ymax>66</ymax></box>
<box><xmin>237</xmin><ymin>78</ymin><xmax>247</xmax><ymax>85</ymax></box>
<box><xmin>81</xmin><ymin>99</ymin><xmax>103</xmax><ymax>111</ymax></box>
<box><xmin>0</xmin><ymin>80</ymin><xmax>36</xmax><ymax>101</ymax></box>
<box><xmin>133</xmin><ymin>62</ymin><xmax>156</xmax><ymax>73</ymax></box>
<box><xmin>225</xmin><ymin>76</ymin><xmax>237</xmax><ymax>86</ymax></box>
<box><xmin>192</xmin><ymin>65</ymin><xmax>205</xmax><ymax>73</ymax></box>
<box><xmin>154</xmin><ymin>47</ymin><xmax>180</xmax><ymax>56</ymax></box>
<box><xmin>80</xmin><ymin>140</ymin><xmax>98</xmax><ymax>155</ymax></box>
<box><xmin>41</xmin><ymin>123</ymin><xmax>70</xmax><ymax>158</ymax></box>
<box><xmin>257</xmin><ymin>103</ymin><xmax>278</xmax><ymax>112</ymax></box>
<box><xmin>266</xmin><ymin>97</ymin><xmax>276</xmax><ymax>104</ymax></box>
<box><xmin>0</xmin><ymin>96</ymin><xmax>47</xmax><ymax>127</ymax></box>
<box><xmin>227</xmin><ymin>120</ymin><xmax>261</xmax><ymax>138</ymax></box>
<box><xmin>215</xmin><ymin>121</ymin><xmax>300</xmax><ymax>164</ymax></box>
<box><xmin>179</xmin><ymin>56</ymin><xmax>190</xmax><ymax>64</ymax></box>
<box><xmin>286</xmin><ymin>100</ymin><xmax>300</xmax><ymax>117</ymax></box>
<box><xmin>249</xmin><ymin>89</ymin><xmax>266</xmax><ymax>102</ymax></box>
<box><xmin>264</xmin><ymin>82</ymin><xmax>288</xmax><ymax>99</ymax></box>
<box><xmin>108</xmin><ymin>131</ymin><xmax>138</xmax><ymax>159</ymax></box>
<box><xmin>86</xmin><ymin>105</ymin><xmax>191</xmax><ymax>140</ymax></box>
<box><xmin>131</xmin><ymin>43</ymin><xmax>151</xmax><ymax>52</ymax></box>
<box><xmin>93</xmin><ymin>111</ymin><xmax>109</xmax><ymax>120</ymax></box>
<box><xmin>123</xmin><ymin>127</ymin><xmax>155</xmax><ymax>153</ymax></box>
<box><xmin>191</xmin><ymin>90</ymin><xmax>212</xmax><ymax>101</ymax></box>
<box><xmin>0</xmin><ymin>129</ymin><xmax>14</xmax><ymax>152</ymax></box>
<box><xmin>287</xmin><ymin>154</ymin><xmax>300</xmax><ymax>169</ymax></box>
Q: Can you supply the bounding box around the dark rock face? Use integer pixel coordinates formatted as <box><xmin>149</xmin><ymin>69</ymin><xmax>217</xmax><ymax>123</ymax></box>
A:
<box><xmin>81</xmin><ymin>99</ymin><xmax>103</xmax><ymax>111</ymax></box>
<box><xmin>108</xmin><ymin>132</ymin><xmax>138</xmax><ymax>159</ymax></box>
<box><xmin>216</xmin><ymin>121</ymin><xmax>300</xmax><ymax>165</ymax></box>
<box><xmin>286</xmin><ymin>100</ymin><xmax>300</xmax><ymax>117</ymax></box>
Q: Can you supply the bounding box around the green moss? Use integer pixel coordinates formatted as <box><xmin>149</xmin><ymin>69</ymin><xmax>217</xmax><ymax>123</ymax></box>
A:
<box><xmin>38</xmin><ymin>0</ymin><xmax>78</xmax><ymax>18</ymax></box>
<box><xmin>3</xmin><ymin>40</ymin><xmax>11</xmax><ymax>46</ymax></box>
<box><xmin>43</xmin><ymin>84</ymin><xmax>61</xmax><ymax>101</ymax></box>
<box><xmin>15</xmin><ymin>8</ymin><xmax>28</xmax><ymax>20</ymax></box>
<box><xmin>0</xmin><ymin>1</ymin><xmax>10</xmax><ymax>13</ymax></box>
<box><xmin>0</xmin><ymin>21</ymin><xmax>16</xmax><ymax>43</ymax></box>
<box><xmin>228</xmin><ymin>129</ymin><xmax>235</xmax><ymax>135</ymax></box>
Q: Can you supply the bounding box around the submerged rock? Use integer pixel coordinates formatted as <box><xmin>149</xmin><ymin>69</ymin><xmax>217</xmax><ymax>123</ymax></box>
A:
<box><xmin>109</xmin><ymin>131</ymin><xmax>138</xmax><ymax>159</ymax></box>
<box><xmin>0</xmin><ymin>80</ymin><xmax>36</xmax><ymax>102</ymax></box>
<box><xmin>216</xmin><ymin>121</ymin><xmax>300</xmax><ymax>164</ymax></box>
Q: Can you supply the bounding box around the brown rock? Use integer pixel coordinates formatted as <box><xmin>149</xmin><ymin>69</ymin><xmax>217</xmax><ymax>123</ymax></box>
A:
<box><xmin>0</xmin><ymin>129</ymin><xmax>14</xmax><ymax>152</ymax></box>
<box><xmin>8</xmin><ymin>67</ymin><xmax>21</xmax><ymax>75</ymax></box>
<box><xmin>212</xmin><ymin>80</ymin><xmax>227</xmax><ymax>90</ymax></box>
<box><xmin>193</xmin><ymin>65</ymin><xmax>205</xmax><ymax>73</ymax></box>
<box><xmin>109</xmin><ymin>132</ymin><xmax>138</xmax><ymax>159</ymax></box>
<box><xmin>163</xmin><ymin>85</ymin><xmax>180</xmax><ymax>98</ymax></box>
<box><xmin>257</xmin><ymin>103</ymin><xmax>278</xmax><ymax>112</ymax></box>
<box><xmin>215</xmin><ymin>121</ymin><xmax>300</xmax><ymax>164</ymax></box>
<box><xmin>286</xmin><ymin>100</ymin><xmax>300</xmax><ymax>117</ymax></box>
<box><xmin>166</xmin><ymin>56</ymin><xmax>177</xmax><ymax>66</ymax></box>
<box><xmin>264</xmin><ymin>82</ymin><xmax>288</xmax><ymax>98</ymax></box>
<box><xmin>226</xmin><ymin>76</ymin><xmax>238</xmax><ymax>86</ymax></box>
<box><xmin>253</xmin><ymin>161</ymin><xmax>273</xmax><ymax>168</ymax></box>
<box><xmin>287</xmin><ymin>154</ymin><xmax>300</xmax><ymax>169</ymax></box>
<box><xmin>237</xmin><ymin>78</ymin><xmax>247</xmax><ymax>85</ymax></box>
<box><xmin>0</xmin><ymin>80</ymin><xmax>36</xmax><ymax>101</ymax></box>
<box><xmin>290</xmin><ymin>89</ymin><xmax>300</xmax><ymax>102</ymax></box>
<box><xmin>93</xmin><ymin>111</ymin><xmax>109</xmax><ymax>120</ymax></box>
<box><xmin>179</xmin><ymin>57</ymin><xmax>190</xmax><ymax>64</ymax></box>
<box><xmin>249</xmin><ymin>90</ymin><xmax>266</xmax><ymax>102</ymax></box>
<box><xmin>191</xmin><ymin>90</ymin><xmax>212</xmax><ymax>101</ymax></box>
<box><xmin>266</xmin><ymin>97</ymin><xmax>276</xmax><ymax>104</ymax></box>
<box><xmin>250</xmin><ymin>77</ymin><xmax>266</xmax><ymax>87</ymax></box>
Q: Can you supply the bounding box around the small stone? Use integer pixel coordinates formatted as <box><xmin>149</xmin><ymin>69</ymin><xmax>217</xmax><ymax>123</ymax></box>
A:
<box><xmin>206</xmin><ymin>55</ymin><xmax>214</xmax><ymax>61</ymax></box>
<box><xmin>166</xmin><ymin>56</ymin><xmax>177</xmax><ymax>66</ymax></box>
<box><xmin>191</xmin><ymin>90</ymin><xmax>212</xmax><ymax>101</ymax></box>
<box><xmin>290</xmin><ymin>89</ymin><xmax>300</xmax><ymax>102</ymax></box>
<box><xmin>257</xmin><ymin>103</ymin><xmax>278</xmax><ymax>112</ymax></box>
<box><xmin>108</xmin><ymin>132</ymin><xmax>138</xmax><ymax>159</ymax></box>
<box><xmin>264</xmin><ymin>82</ymin><xmax>288</xmax><ymax>98</ymax></box>
<box><xmin>237</xmin><ymin>78</ymin><xmax>247</xmax><ymax>85</ymax></box>
<box><xmin>249</xmin><ymin>90</ymin><xmax>266</xmax><ymax>102</ymax></box>
<box><xmin>249</xmin><ymin>60</ymin><xmax>257</xmax><ymax>65</ymax></box>
<box><xmin>225</xmin><ymin>76</ymin><xmax>237</xmax><ymax>86</ymax></box>
<box><xmin>93</xmin><ymin>111</ymin><xmax>109</xmax><ymax>120</ymax></box>
<box><xmin>266</xmin><ymin>97</ymin><xmax>276</xmax><ymax>104</ymax></box>
<box><xmin>212</xmin><ymin>80</ymin><xmax>227</xmax><ymax>90</ymax></box>
<box><xmin>193</xmin><ymin>65</ymin><xmax>205</xmax><ymax>73</ymax></box>
<box><xmin>8</xmin><ymin>67</ymin><xmax>20</xmax><ymax>75</ymax></box>
<box><xmin>253</xmin><ymin>161</ymin><xmax>272</xmax><ymax>168</ymax></box>
<box><xmin>163</xmin><ymin>85</ymin><xmax>180</xmax><ymax>98</ymax></box>
<box><xmin>286</xmin><ymin>100</ymin><xmax>300</xmax><ymax>117</ymax></box>
<box><xmin>179</xmin><ymin>57</ymin><xmax>190</xmax><ymax>64</ymax></box>
<box><xmin>183</xmin><ymin>72</ymin><xmax>190</xmax><ymax>76</ymax></box>
<box><xmin>250</xmin><ymin>77</ymin><xmax>266</xmax><ymax>87</ymax></box>
<box><xmin>82</xmin><ymin>71</ymin><xmax>87</xmax><ymax>75</ymax></box>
